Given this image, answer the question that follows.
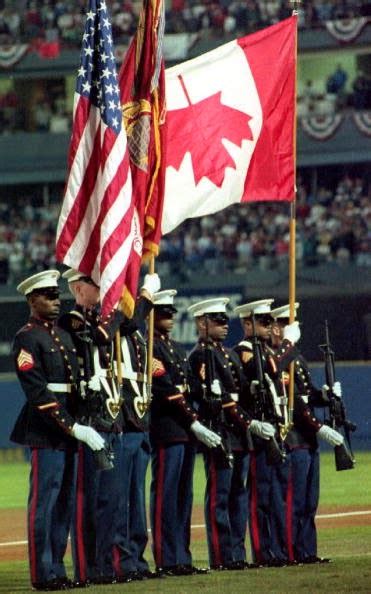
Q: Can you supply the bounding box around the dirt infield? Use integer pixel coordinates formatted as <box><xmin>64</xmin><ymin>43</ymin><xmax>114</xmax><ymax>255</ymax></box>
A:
<box><xmin>1</xmin><ymin>505</ymin><xmax>370</xmax><ymax>563</ymax></box>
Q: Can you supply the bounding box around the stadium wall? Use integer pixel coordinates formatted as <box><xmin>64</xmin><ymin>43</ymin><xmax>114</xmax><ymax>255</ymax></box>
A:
<box><xmin>1</xmin><ymin>363</ymin><xmax>370</xmax><ymax>450</ymax></box>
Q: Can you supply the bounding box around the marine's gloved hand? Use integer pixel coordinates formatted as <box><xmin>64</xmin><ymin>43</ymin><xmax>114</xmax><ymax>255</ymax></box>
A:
<box><xmin>250</xmin><ymin>420</ymin><xmax>276</xmax><ymax>440</ymax></box>
<box><xmin>211</xmin><ymin>379</ymin><xmax>222</xmax><ymax>397</ymax></box>
<box><xmin>190</xmin><ymin>421</ymin><xmax>222</xmax><ymax>448</ymax></box>
<box><xmin>322</xmin><ymin>380</ymin><xmax>342</xmax><ymax>400</ymax></box>
<box><xmin>87</xmin><ymin>375</ymin><xmax>101</xmax><ymax>392</ymax></box>
<box><xmin>71</xmin><ymin>423</ymin><xmax>105</xmax><ymax>451</ymax></box>
<box><xmin>141</xmin><ymin>273</ymin><xmax>161</xmax><ymax>298</ymax></box>
<box><xmin>283</xmin><ymin>321</ymin><xmax>301</xmax><ymax>344</ymax></box>
<box><xmin>317</xmin><ymin>425</ymin><xmax>344</xmax><ymax>447</ymax></box>
<box><xmin>250</xmin><ymin>380</ymin><xmax>260</xmax><ymax>396</ymax></box>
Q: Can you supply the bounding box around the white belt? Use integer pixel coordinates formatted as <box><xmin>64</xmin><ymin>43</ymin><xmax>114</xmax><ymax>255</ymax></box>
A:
<box><xmin>47</xmin><ymin>383</ymin><xmax>72</xmax><ymax>393</ymax></box>
<box><xmin>299</xmin><ymin>395</ymin><xmax>309</xmax><ymax>404</ymax></box>
<box><xmin>230</xmin><ymin>392</ymin><xmax>239</xmax><ymax>402</ymax></box>
<box><xmin>114</xmin><ymin>362</ymin><xmax>146</xmax><ymax>383</ymax></box>
<box><xmin>276</xmin><ymin>396</ymin><xmax>288</xmax><ymax>405</ymax></box>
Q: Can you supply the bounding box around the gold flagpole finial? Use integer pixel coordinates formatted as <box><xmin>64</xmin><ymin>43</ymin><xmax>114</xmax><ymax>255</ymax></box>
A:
<box><xmin>289</xmin><ymin>0</ymin><xmax>301</xmax><ymax>16</ymax></box>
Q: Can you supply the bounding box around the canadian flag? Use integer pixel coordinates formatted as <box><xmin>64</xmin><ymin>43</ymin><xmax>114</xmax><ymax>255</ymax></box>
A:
<box><xmin>162</xmin><ymin>17</ymin><xmax>297</xmax><ymax>235</ymax></box>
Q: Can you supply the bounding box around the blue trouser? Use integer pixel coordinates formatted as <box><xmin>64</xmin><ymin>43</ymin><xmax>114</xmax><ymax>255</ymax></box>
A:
<box><xmin>270</xmin><ymin>447</ymin><xmax>320</xmax><ymax>561</ymax></box>
<box><xmin>204</xmin><ymin>449</ymin><xmax>249</xmax><ymax>567</ymax></box>
<box><xmin>150</xmin><ymin>442</ymin><xmax>196</xmax><ymax>568</ymax></box>
<box><xmin>113</xmin><ymin>431</ymin><xmax>150</xmax><ymax>577</ymax></box>
<box><xmin>71</xmin><ymin>432</ymin><xmax>122</xmax><ymax>581</ymax></box>
<box><xmin>248</xmin><ymin>447</ymin><xmax>275</xmax><ymax>564</ymax></box>
<box><xmin>28</xmin><ymin>448</ymin><xmax>76</xmax><ymax>585</ymax></box>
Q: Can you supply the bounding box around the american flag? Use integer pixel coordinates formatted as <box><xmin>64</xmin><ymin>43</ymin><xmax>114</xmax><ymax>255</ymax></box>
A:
<box><xmin>56</xmin><ymin>0</ymin><xmax>135</xmax><ymax>316</ymax></box>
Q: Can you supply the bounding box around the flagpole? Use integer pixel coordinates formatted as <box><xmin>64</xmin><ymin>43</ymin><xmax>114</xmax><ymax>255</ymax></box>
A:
<box><xmin>288</xmin><ymin>0</ymin><xmax>300</xmax><ymax>428</ymax></box>
<box><xmin>146</xmin><ymin>254</ymin><xmax>155</xmax><ymax>405</ymax></box>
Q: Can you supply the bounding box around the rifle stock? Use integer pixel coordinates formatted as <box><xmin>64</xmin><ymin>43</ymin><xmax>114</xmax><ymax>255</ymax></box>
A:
<box><xmin>203</xmin><ymin>320</ymin><xmax>233</xmax><ymax>469</ymax></box>
<box><xmin>76</xmin><ymin>309</ymin><xmax>114</xmax><ymax>471</ymax></box>
<box><xmin>251</xmin><ymin>315</ymin><xmax>285</xmax><ymax>466</ymax></box>
<box><xmin>319</xmin><ymin>321</ymin><xmax>355</xmax><ymax>471</ymax></box>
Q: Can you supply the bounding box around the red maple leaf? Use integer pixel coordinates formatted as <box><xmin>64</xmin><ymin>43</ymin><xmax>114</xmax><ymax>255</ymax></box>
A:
<box><xmin>166</xmin><ymin>92</ymin><xmax>253</xmax><ymax>187</ymax></box>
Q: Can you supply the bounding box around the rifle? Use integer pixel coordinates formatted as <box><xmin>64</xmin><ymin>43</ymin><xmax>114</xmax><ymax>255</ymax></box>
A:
<box><xmin>319</xmin><ymin>321</ymin><xmax>355</xmax><ymax>471</ymax></box>
<box><xmin>202</xmin><ymin>318</ymin><xmax>234</xmax><ymax>469</ymax></box>
<box><xmin>76</xmin><ymin>309</ymin><xmax>114</xmax><ymax>471</ymax></box>
<box><xmin>250</xmin><ymin>315</ymin><xmax>285</xmax><ymax>466</ymax></box>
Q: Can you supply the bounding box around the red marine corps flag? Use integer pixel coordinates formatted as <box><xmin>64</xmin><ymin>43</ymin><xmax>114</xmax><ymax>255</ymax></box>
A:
<box><xmin>162</xmin><ymin>16</ymin><xmax>297</xmax><ymax>234</ymax></box>
<box><xmin>118</xmin><ymin>0</ymin><xmax>166</xmax><ymax>316</ymax></box>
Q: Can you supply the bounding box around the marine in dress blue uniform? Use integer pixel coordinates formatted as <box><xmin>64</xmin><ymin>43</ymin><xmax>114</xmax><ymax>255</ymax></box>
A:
<box><xmin>60</xmin><ymin>269</ymin><xmax>125</xmax><ymax>585</ymax></box>
<box><xmin>233</xmin><ymin>299</ymin><xmax>301</xmax><ymax>567</ymax></box>
<box><xmin>269</xmin><ymin>303</ymin><xmax>344</xmax><ymax>565</ymax></box>
<box><xmin>10</xmin><ymin>270</ymin><xmax>90</xmax><ymax>591</ymax></box>
<box><xmin>188</xmin><ymin>298</ymin><xmax>259</xmax><ymax>570</ymax></box>
<box><xmin>150</xmin><ymin>291</ymin><xmax>220</xmax><ymax>576</ymax></box>
<box><xmin>110</xmin><ymin>274</ymin><xmax>160</xmax><ymax>582</ymax></box>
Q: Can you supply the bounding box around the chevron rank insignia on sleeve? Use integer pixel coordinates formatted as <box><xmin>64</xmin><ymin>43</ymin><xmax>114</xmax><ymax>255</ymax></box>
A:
<box><xmin>152</xmin><ymin>358</ymin><xmax>166</xmax><ymax>377</ymax></box>
<box><xmin>17</xmin><ymin>349</ymin><xmax>35</xmax><ymax>371</ymax></box>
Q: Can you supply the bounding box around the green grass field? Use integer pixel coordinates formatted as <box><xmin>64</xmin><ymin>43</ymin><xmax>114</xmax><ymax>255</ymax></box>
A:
<box><xmin>0</xmin><ymin>452</ymin><xmax>370</xmax><ymax>594</ymax></box>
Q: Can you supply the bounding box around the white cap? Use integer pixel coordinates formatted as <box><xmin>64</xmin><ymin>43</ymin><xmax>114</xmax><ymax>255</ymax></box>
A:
<box><xmin>153</xmin><ymin>289</ymin><xmax>177</xmax><ymax>306</ymax></box>
<box><xmin>61</xmin><ymin>268</ymin><xmax>87</xmax><ymax>283</ymax></box>
<box><xmin>234</xmin><ymin>299</ymin><xmax>274</xmax><ymax>318</ymax></box>
<box><xmin>188</xmin><ymin>297</ymin><xmax>229</xmax><ymax>317</ymax></box>
<box><xmin>271</xmin><ymin>303</ymin><xmax>300</xmax><ymax>320</ymax></box>
<box><xmin>17</xmin><ymin>270</ymin><xmax>60</xmax><ymax>296</ymax></box>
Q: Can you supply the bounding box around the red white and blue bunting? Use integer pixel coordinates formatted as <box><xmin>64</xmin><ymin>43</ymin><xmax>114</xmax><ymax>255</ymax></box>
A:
<box><xmin>0</xmin><ymin>44</ymin><xmax>29</xmax><ymax>69</ymax></box>
<box><xmin>325</xmin><ymin>17</ymin><xmax>369</xmax><ymax>43</ymax></box>
<box><xmin>352</xmin><ymin>110</ymin><xmax>371</xmax><ymax>136</ymax></box>
<box><xmin>300</xmin><ymin>114</ymin><xmax>344</xmax><ymax>140</ymax></box>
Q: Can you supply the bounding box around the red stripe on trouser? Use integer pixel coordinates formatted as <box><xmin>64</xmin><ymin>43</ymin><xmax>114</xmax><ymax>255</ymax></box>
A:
<box><xmin>208</xmin><ymin>455</ymin><xmax>222</xmax><ymax>566</ymax></box>
<box><xmin>75</xmin><ymin>445</ymin><xmax>87</xmax><ymax>581</ymax></box>
<box><xmin>286</xmin><ymin>466</ymin><xmax>294</xmax><ymax>562</ymax></box>
<box><xmin>154</xmin><ymin>447</ymin><xmax>165</xmax><ymax>567</ymax></box>
<box><xmin>112</xmin><ymin>545</ymin><xmax>121</xmax><ymax>577</ymax></box>
<box><xmin>249</xmin><ymin>452</ymin><xmax>262</xmax><ymax>562</ymax></box>
<box><xmin>29</xmin><ymin>449</ymin><xmax>39</xmax><ymax>583</ymax></box>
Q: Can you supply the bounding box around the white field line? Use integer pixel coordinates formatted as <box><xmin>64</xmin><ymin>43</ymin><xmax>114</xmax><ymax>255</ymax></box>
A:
<box><xmin>1</xmin><ymin>510</ymin><xmax>370</xmax><ymax>548</ymax></box>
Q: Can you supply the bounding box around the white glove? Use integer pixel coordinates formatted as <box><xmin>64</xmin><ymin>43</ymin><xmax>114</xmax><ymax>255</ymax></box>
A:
<box><xmin>332</xmin><ymin>381</ymin><xmax>342</xmax><ymax>398</ymax></box>
<box><xmin>317</xmin><ymin>425</ymin><xmax>344</xmax><ymax>447</ymax></box>
<box><xmin>87</xmin><ymin>375</ymin><xmax>101</xmax><ymax>391</ymax></box>
<box><xmin>141</xmin><ymin>273</ymin><xmax>161</xmax><ymax>298</ymax></box>
<box><xmin>211</xmin><ymin>379</ymin><xmax>222</xmax><ymax>396</ymax></box>
<box><xmin>322</xmin><ymin>381</ymin><xmax>342</xmax><ymax>400</ymax></box>
<box><xmin>190</xmin><ymin>421</ymin><xmax>222</xmax><ymax>448</ymax></box>
<box><xmin>250</xmin><ymin>380</ymin><xmax>260</xmax><ymax>396</ymax></box>
<box><xmin>283</xmin><ymin>321</ymin><xmax>301</xmax><ymax>344</ymax></box>
<box><xmin>71</xmin><ymin>423</ymin><xmax>106</xmax><ymax>451</ymax></box>
<box><xmin>250</xmin><ymin>420</ymin><xmax>276</xmax><ymax>440</ymax></box>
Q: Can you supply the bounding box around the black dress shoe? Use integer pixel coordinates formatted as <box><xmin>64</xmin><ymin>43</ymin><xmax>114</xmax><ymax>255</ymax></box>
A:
<box><xmin>32</xmin><ymin>579</ymin><xmax>70</xmax><ymax>591</ymax></box>
<box><xmin>156</xmin><ymin>566</ymin><xmax>178</xmax><ymax>577</ymax></box>
<box><xmin>264</xmin><ymin>559</ymin><xmax>288</xmax><ymax>568</ymax></box>
<box><xmin>140</xmin><ymin>569</ymin><xmax>162</xmax><ymax>579</ymax></box>
<box><xmin>116</xmin><ymin>575</ymin><xmax>133</xmax><ymax>583</ymax></box>
<box><xmin>91</xmin><ymin>576</ymin><xmax>117</xmax><ymax>584</ymax></box>
<box><xmin>210</xmin><ymin>564</ymin><xmax>229</xmax><ymax>571</ymax></box>
<box><xmin>227</xmin><ymin>561</ymin><xmax>250</xmax><ymax>570</ymax></box>
<box><xmin>302</xmin><ymin>556</ymin><xmax>331</xmax><ymax>564</ymax></box>
<box><xmin>128</xmin><ymin>571</ymin><xmax>143</xmax><ymax>581</ymax></box>
<box><xmin>69</xmin><ymin>580</ymin><xmax>90</xmax><ymax>588</ymax></box>
<box><xmin>248</xmin><ymin>562</ymin><xmax>266</xmax><ymax>569</ymax></box>
<box><xmin>176</xmin><ymin>565</ymin><xmax>210</xmax><ymax>575</ymax></box>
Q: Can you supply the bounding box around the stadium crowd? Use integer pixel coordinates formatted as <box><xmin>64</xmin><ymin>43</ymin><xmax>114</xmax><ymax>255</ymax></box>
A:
<box><xmin>0</xmin><ymin>173</ymin><xmax>369</xmax><ymax>286</ymax></box>
<box><xmin>0</xmin><ymin>0</ymin><xmax>371</xmax><ymax>46</ymax></box>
